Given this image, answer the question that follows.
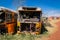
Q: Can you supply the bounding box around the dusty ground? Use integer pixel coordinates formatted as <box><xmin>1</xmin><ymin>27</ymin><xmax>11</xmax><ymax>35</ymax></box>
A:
<box><xmin>16</xmin><ymin>19</ymin><xmax>59</xmax><ymax>40</ymax></box>
<box><xmin>38</xmin><ymin>19</ymin><xmax>59</xmax><ymax>40</ymax></box>
<box><xmin>48</xmin><ymin>20</ymin><xmax>60</xmax><ymax>40</ymax></box>
<box><xmin>0</xmin><ymin>19</ymin><xmax>60</xmax><ymax>40</ymax></box>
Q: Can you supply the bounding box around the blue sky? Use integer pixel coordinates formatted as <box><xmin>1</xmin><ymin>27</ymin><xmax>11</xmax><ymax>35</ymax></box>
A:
<box><xmin>0</xmin><ymin>0</ymin><xmax>60</xmax><ymax>17</ymax></box>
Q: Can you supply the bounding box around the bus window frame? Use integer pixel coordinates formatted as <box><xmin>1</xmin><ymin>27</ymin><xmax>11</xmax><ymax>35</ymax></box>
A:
<box><xmin>6</xmin><ymin>12</ymin><xmax>12</xmax><ymax>22</ymax></box>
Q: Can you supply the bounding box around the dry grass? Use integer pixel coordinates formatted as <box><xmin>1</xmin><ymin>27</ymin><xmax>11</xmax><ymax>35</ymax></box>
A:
<box><xmin>43</xmin><ymin>19</ymin><xmax>58</xmax><ymax>34</ymax></box>
<box><xmin>0</xmin><ymin>19</ymin><xmax>59</xmax><ymax>40</ymax></box>
<box><xmin>0</xmin><ymin>33</ymin><xmax>49</xmax><ymax>40</ymax></box>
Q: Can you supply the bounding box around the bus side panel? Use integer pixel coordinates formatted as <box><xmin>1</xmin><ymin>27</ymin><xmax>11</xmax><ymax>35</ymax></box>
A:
<box><xmin>6</xmin><ymin>23</ymin><xmax>15</xmax><ymax>34</ymax></box>
<box><xmin>35</xmin><ymin>22</ymin><xmax>42</xmax><ymax>34</ymax></box>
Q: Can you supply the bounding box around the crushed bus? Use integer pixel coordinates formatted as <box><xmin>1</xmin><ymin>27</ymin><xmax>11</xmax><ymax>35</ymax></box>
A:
<box><xmin>17</xmin><ymin>7</ymin><xmax>42</xmax><ymax>34</ymax></box>
<box><xmin>0</xmin><ymin>7</ymin><xmax>17</xmax><ymax>34</ymax></box>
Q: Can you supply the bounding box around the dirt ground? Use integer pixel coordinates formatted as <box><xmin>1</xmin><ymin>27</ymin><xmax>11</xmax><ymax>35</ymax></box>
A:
<box><xmin>48</xmin><ymin>20</ymin><xmax>60</xmax><ymax>40</ymax></box>
<box><xmin>41</xmin><ymin>19</ymin><xmax>60</xmax><ymax>40</ymax></box>
<box><xmin>0</xmin><ymin>19</ymin><xmax>60</xmax><ymax>40</ymax></box>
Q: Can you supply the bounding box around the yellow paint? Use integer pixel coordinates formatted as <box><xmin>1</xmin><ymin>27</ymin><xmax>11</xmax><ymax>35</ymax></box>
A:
<box><xmin>36</xmin><ymin>22</ymin><xmax>41</xmax><ymax>28</ymax></box>
<box><xmin>35</xmin><ymin>32</ymin><xmax>40</xmax><ymax>35</ymax></box>
<box><xmin>17</xmin><ymin>22</ymin><xmax>21</xmax><ymax>27</ymax></box>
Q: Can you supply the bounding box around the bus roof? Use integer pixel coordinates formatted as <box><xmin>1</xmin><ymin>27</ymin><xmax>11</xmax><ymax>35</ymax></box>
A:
<box><xmin>17</xmin><ymin>7</ymin><xmax>42</xmax><ymax>11</ymax></box>
<box><xmin>0</xmin><ymin>6</ymin><xmax>17</xmax><ymax>13</ymax></box>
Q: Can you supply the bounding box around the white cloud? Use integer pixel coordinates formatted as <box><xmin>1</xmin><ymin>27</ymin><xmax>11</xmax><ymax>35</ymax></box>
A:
<box><xmin>42</xmin><ymin>9</ymin><xmax>60</xmax><ymax>17</ymax></box>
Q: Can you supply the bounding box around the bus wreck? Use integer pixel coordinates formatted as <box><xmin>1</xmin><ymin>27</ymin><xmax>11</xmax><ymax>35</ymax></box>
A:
<box><xmin>17</xmin><ymin>7</ymin><xmax>42</xmax><ymax>34</ymax></box>
<box><xmin>0</xmin><ymin>7</ymin><xmax>17</xmax><ymax>34</ymax></box>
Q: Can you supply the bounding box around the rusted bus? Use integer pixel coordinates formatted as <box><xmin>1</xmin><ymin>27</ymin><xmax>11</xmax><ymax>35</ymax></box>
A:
<box><xmin>17</xmin><ymin>7</ymin><xmax>42</xmax><ymax>34</ymax></box>
<box><xmin>0</xmin><ymin>7</ymin><xmax>17</xmax><ymax>34</ymax></box>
